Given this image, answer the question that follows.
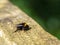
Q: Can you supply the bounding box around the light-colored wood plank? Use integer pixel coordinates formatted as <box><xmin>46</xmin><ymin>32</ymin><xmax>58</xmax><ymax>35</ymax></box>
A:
<box><xmin>0</xmin><ymin>1</ymin><xmax>60</xmax><ymax>45</ymax></box>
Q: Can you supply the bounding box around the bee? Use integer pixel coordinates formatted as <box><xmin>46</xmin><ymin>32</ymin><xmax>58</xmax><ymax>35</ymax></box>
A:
<box><xmin>15</xmin><ymin>22</ymin><xmax>31</xmax><ymax>32</ymax></box>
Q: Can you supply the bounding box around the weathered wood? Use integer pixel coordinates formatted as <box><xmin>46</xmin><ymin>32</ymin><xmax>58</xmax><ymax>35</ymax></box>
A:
<box><xmin>0</xmin><ymin>1</ymin><xmax>60</xmax><ymax>45</ymax></box>
<box><xmin>0</xmin><ymin>0</ymin><xmax>8</xmax><ymax>8</ymax></box>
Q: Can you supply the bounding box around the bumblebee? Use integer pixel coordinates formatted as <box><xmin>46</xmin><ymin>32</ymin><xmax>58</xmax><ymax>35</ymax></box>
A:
<box><xmin>15</xmin><ymin>22</ymin><xmax>31</xmax><ymax>32</ymax></box>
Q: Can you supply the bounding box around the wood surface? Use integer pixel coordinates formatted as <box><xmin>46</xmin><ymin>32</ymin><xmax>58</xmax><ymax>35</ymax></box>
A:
<box><xmin>0</xmin><ymin>1</ymin><xmax>60</xmax><ymax>45</ymax></box>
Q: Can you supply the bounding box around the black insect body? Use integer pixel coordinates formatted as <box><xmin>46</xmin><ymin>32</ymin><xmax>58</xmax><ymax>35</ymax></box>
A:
<box><xmin>15</xmin><ymin>23</ymin><xmax>31</xmax><ymax>32</ymax></box>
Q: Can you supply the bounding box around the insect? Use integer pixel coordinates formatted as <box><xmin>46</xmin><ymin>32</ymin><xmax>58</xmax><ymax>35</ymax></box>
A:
<box><xmin>15</xmin><ymin>22</ymin><xmax>31</xmax><ymax>32</ymax></box>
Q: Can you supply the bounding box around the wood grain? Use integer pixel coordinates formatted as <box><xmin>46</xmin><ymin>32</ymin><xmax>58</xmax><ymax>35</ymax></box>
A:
<box><xmin>0</xmin><ymin>1</ymin><xmax>60</xmax><ymax>45</ymax></box>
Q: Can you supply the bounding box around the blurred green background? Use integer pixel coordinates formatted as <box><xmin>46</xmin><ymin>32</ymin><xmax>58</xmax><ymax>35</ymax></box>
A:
<box><xmin>10</xmin><ymin>0</ymin><xmax>60</xmax><ymax>39</ymax></box>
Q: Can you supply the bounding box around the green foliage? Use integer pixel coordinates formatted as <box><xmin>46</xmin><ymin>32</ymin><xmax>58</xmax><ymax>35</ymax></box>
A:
<box><xmin>10</xmin><ymin>0</ymin><xmax>60</xmax><ymax>39</ymax></box>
